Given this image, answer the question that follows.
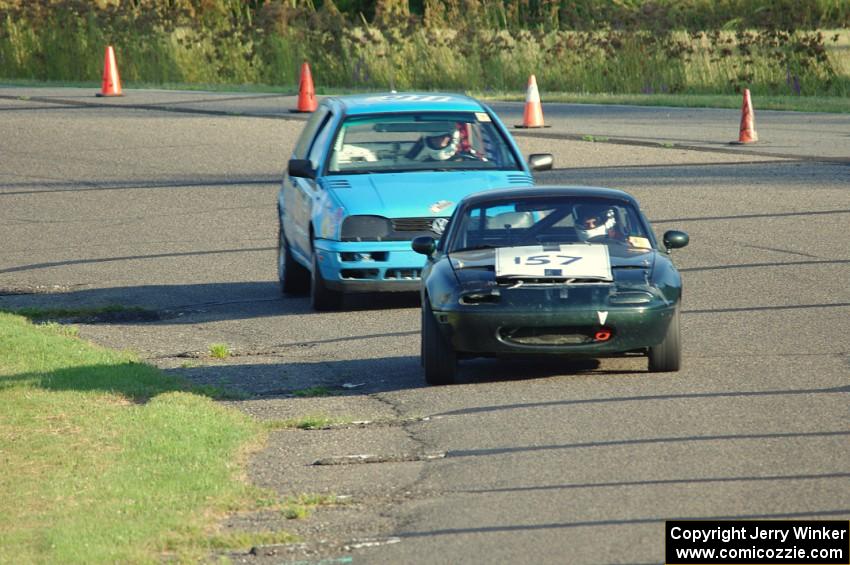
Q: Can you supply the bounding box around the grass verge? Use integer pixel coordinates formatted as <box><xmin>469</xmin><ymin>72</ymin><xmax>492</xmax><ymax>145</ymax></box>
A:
<box><xmin>5</xmin><ymin>304</ymin><xmax>156</xmax><ymax>323</ymax></box>
<box><xmin>1</xmin><ymin>80</ymin><xmax>848</xmax><ymax>113</ymax></box>
<box><xmin>291</xmin><ymin>386</ymin><xmax>335</xmax><ymax>398</ymax></box>
<box><xmin>0</xmin><ymin>311</ymin><xmax>292</xmax><ymax>563</ymax></box>
<box><xmin>281</xmin><ymin>494</ymin><xmax>343</xmax><ymax>520</ymax></box>
<box><xmin>209</xmin><ymin>343</ymin><xmax>231</xmax><ymax>359</ymax></box>
<box><xmin>264</xmin><ymin>416</ymin><xmax>349</xmax><ymax>431</ymax></box>
<box><xmin>478</xmin><ymin>91</ymin><xmax>850</xmax><ymax>113</ymax></box>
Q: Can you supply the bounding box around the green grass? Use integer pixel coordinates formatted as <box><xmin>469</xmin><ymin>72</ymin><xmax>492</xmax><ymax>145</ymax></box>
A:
<box><xmin>208</xmin><ymin>343</ymin><xmax>231</xmax><ymax>359</ymax></box>
<box><xmin>0</xmin><ymin>311</ymin><xmax>292</xmax><ymax>562</ymax></box>
<box><xmin>2</xmin><ymin>75</ymin><xmax>845</xmax><ymax>113</ymax></box>
<box><xmin>264</xmin><ymin>415</ymin><xmax>348</xmax><ymax>431</ymax></box>
<box><xmin>35</xmin><ymin>321</ymin><xmax>80</xmax><ymax>338</ymax></box>
<box><xmin>5</xmin><ymin>304</ymin><xmax>154</xmax><ymax>322</ymax></box>
<box><xmin>281</xmin><ymin>493</ymin><xmax>342</xmax><ymax>520</ymax></box>
<box><xmin>479</xmin><ymin>91</ymin><xmax>850</xmax><ymax>113</ymax></box>
<box><xmin>291</xmin><ymin>386</ymin><xmax>334</xmax><ymax>398</ymax></box>
<box><xmin>2</xmin><ymin>1</ymin><xmax>849</xmax><ymax>101</ymax></box>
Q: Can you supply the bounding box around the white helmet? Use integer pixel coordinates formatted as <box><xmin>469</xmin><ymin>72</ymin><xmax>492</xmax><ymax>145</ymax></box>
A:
<box><xmin>415</xmin><ymin>129</ymin><xmax>460</xmax><ymax>161</ymax></box>
<box><xmin>575</xmin><ymin>204</ymin><xmax>617</xmax><ymax>241</ymax></box>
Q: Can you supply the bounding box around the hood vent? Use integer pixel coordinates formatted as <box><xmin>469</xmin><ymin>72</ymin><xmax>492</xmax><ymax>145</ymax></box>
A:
<box><xmin>506</xmin><ymin>174</ymin><xmax>533</xmax><ymax>186</ymax></box>
<box><xmin>323</xmin><ymin>179</ymin><xmax>352</xmax><ymax>190</ymax></box>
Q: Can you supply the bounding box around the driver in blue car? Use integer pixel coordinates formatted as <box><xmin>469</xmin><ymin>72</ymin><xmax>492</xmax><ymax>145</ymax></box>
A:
<box><xmin>409</xmin><ymin>129</ymin><xmax>462</xmax><ymax>161</ymax></box>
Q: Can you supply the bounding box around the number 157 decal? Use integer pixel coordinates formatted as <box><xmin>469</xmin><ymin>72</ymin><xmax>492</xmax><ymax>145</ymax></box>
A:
<box><xmin>495</xmin><ymin>244</ymin><xmax>613</xmax><ymax>281</ymax></box>
<box><xmin>514</xmin><ymin>254</ymin><xmax>581</xmax><ymax>266</ymax></box>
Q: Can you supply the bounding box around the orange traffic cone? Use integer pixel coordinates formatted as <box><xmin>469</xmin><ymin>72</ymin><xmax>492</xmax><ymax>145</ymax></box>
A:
<box><xmin>291</xmin><ymin>61</ymin><xmax>317</xmax><ymax>113</ymax></box>
<box><xmin>96</xmin><ymin>45</ymin><xmax>122</xmax><ymax>97</ymax></box>
<box><xmin>515</xmin><ymin>75</ymin><xmax>548</xmax><ymax>128</ymax></box>
<box><xmin>732</xmin><ymin>88</ymin><xmax>758</xmax><ymax>144</ymax></box>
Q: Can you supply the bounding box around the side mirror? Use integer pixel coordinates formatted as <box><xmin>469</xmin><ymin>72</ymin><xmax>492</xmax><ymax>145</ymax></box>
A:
<box><xmin>412</xmin><ymin>236</ymin><xmax>437</xmax><ymax>256</ymax></box>
<box><xmin>288</xmin><ymin>158</ymin><xmax>316</xmax><ymax>179</ymax></box>
<box><xmin>528</xmin><ymin>153</ymin><xmax>554</xmax><ymax>172</ymax></box>
<box><xmin>663</xmin><ymin>230</ymin><xmax>689</xmax><ymax>252</ymax></box>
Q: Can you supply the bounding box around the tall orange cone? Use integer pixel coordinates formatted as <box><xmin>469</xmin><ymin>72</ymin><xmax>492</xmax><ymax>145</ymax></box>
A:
<box><xmin>96</xmin><ymin>45</ymin><xmax>122</xmax><ymax>97</ymax></box>
<box><xmin>515</xmin><ymin>74</ymin><xmax>548</xmax><ymax>128</ymax></box>
<box><xmin>732</xmin><ymin>88</ymin><xmax>758</xmax><ymax>144</ymax></box>
<box><xmin>291</xmin><ymin>61</ymin><xmax>317</xmax><ymax>113</ymax></box>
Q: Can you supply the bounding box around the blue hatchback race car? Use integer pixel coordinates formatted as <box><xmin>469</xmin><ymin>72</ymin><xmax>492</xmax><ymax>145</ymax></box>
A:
<box><xmin>277</xmin><ymin>92</ymin><xmax>554</xmax><ymax>310</ymax></box>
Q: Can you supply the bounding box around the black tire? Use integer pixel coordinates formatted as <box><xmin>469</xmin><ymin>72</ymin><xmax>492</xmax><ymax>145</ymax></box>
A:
<box><xmin>421</xmin><ymin>298</ymin><xmax>457</xmax><ymax>385</ymax></box>
<box><xmin>648</xmin><ymin>307</ymin><xmax>681</xmax><ymax>372</ymax></box>
<box><xmin>278</xmin><ymin>226</ymin><xmax>309</xmax><ymax>295</ymax></box>
<box><xmin>310</xmin><ymin>252</ymin><xmax>343</xmax><ymax>311</ymax></box>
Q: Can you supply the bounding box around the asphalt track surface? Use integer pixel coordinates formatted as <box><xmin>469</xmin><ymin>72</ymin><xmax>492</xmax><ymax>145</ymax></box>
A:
<box><xmin>1</xmin><ymin>87</ymin><xmax>848</xmax><ymax>564</ymax></box>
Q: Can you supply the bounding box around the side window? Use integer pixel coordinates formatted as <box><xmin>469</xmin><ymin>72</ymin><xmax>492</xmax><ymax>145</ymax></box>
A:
<box><xmin>307</xmin><ymin>115</ymin><xmax>335</xmax><ymax>171</ymax></box>
<box><xmin>292</xmin><ymin>106</ymin><xmax>330</xmax><ymax>159</ymax></box>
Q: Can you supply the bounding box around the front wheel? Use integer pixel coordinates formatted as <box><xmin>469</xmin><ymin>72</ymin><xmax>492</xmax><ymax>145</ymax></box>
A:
<box><xmin>310</xmin><ymin>252</ymin><xmax>343</xmax><ymax>311</ymax></box>
<box><xmin>648</xmin><ymin>307</ymin><xmax>681</xmax><ymax>372</ymax></box>
<box><xmin>278</xmin><ymin>228</ymin><xmax>309</xmax><ymax>295</ymax></box>
<box><xmin>421</xmin><ymin>299</ymin><xmax>457</xmax><ymax>385</ymax></box>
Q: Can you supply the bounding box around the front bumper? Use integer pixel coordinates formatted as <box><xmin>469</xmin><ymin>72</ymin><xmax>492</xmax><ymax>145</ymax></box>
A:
<box><xmin>314</xmin><ymin>239</ymin><xmax>426</xmax><ymax>293</ymax></box>
<box><xmin>434</xmin><ymin>302</ymin><xmax>676</xmax><ymax>357</ymax></box>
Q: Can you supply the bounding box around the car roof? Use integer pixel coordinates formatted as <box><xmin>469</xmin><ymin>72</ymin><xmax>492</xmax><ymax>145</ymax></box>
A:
<box><xmin>459</xmin><ymin>185</ymin><xmax>640</xmax><ymax>207</ymax></box>
<box><xmin>326</xmin><ymin>92</ymin><xmax>487</xmax><ymax>116</ymax></box>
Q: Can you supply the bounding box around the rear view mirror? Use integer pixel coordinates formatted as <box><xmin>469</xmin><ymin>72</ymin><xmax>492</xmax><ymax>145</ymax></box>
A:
<box><xmin>288</xmin><ymin>159</ymin><xmax>316</xmax><ymax>179</ymax></box>
<box><xmin>663</xmin><ymin>230</ymin><xmax>689</xmax><ymax>251</ymax></box>
<box><xmin>528</xmin><ymin>153</ymin><xmax>554</xmax><ymax>172</ymax></box>
<box><xmin>412</xmin><ymin>236</ymin><xmax>437</xmax><ymax>256</ymax></box>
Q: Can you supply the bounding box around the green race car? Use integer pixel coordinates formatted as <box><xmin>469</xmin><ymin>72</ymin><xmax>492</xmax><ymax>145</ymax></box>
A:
<box><xmin>412</xmin><ymin>186</ymin><xmax>690</xmax><ymax>385</ymax></box>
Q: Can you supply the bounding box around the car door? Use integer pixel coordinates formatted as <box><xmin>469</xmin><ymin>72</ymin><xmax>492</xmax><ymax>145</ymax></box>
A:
<box><xmin>283</xmin><ymin>105</ymin><xmax>333</xmax><ymax>259</ymax></box>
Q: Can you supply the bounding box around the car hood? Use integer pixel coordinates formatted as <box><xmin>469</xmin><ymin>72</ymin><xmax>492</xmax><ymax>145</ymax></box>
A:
<box><xmin>323</xmin><ymin>171</ymin><xmax>532</xmax><ymax>218</ymax></box>
<box><xmin>448</xmin><ymin>245</ymin><xmax>656</xmax><ymax>286</ymax></box>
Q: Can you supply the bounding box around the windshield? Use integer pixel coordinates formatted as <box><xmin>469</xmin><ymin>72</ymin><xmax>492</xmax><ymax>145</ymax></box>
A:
<box><xmin>448</xmin><ymin>196</ymin><xmax>654</xmax><ymax>253</ymax></box>
<box><xmin>327</xmin><ymin>112</ymin><xmax>522</xmax><ymax>174</ymax></box>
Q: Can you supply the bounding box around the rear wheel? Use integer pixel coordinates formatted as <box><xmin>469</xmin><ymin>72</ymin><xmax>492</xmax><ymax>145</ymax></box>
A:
<box><xmin>278</xmin><ymin>227</ymin><xmax>309</xmax><ymax>295</ymax></box>
<box><xmin>310</xmin><ymin>252</ymin><xmax>343</xmax><ymax>311</ymax></box>
<box><xmin>648</xmin><ymin>307</ymin><xmax>681</xmax><ymax>372</ymax></box>
<box><xmin>422</xmin><ymin>299</ymin><xmax>457</xmax><ymax>385</ymax></box>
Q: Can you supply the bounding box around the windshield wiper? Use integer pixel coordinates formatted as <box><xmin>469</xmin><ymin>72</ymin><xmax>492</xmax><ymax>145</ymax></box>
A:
<box><xmin>451</xmin><ymin>244</ymin><xmax>497</xmax><ymax>252</ymax></box>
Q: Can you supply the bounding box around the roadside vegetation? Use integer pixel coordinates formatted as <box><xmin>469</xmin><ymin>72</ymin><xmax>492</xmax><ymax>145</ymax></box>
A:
<box><xmin>209</xmin><ymin>342</ymin><xmax>232</xmax><ymax>359</ymax></box>
<box><xmin>0</xmin><ymin>0</ymin><xmax>848</xmax><ymax>107</ymax></box>
<box><xmin>281</xmin><ymin>493</ymin><xmax>344</xmax><ymax>520</ymax></box>
<box><xmin>292</xmin><ymin>385</ymin><xmax>336</xmax><ymax>397</ymax></box>
<box><xmin>265</xmin><ymin>415</ymin><xmax>351</xmax><ymax>430</ymax></box>
<box><xmin>7</xmin><ymin>304</ymin><xmax>155</xmax><ymax>323</ymax></box>
<box><xmin>0</xmin><ymin>311</ymin><xmax>295</xmax><ymax>562</ymax></box>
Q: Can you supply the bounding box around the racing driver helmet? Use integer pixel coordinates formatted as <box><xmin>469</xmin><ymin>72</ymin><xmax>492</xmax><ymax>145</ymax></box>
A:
<box><xmin>415</xmin><ymin>129</ymin><xmax>461</xmax><ymax>161</ymax></box>
<box><xmin>574</xmin><ymin>203</ymin><xmax>618</xmax><ymax>241</ymax></box>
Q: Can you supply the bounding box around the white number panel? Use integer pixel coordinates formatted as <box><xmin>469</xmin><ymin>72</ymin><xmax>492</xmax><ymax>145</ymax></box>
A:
<box><xmin>495</xmin><ymin>244</ymin><xmax>613</xmax><ymax>280</ymax></box>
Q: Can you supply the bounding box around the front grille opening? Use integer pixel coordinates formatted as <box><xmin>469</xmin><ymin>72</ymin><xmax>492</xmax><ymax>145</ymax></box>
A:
<box><xmin>339</xmin><ymin>252</ymin><xmax>389</xmax><ymax>262</ymax></box>
<box><xmin>499</xmin><ymin>326</ymin><xmax>610</xmax><ymax>346</ymax></box>
<box><xmin>392</xmin><ymin>218</ymin><xmax>437</xmax><ymax>231</ymax></box>
<box><xmin>384</xmin><ymin>268</ymin><xmax>421</xmax><ymax>280</ymax></box>
<box><xmin>340</xmin><ymin>269</ymin><xmax>380</xmax><ymax>280</ymax></box>
<box><xmin>459</xmin><ymin>291</ymin><xmax>500</xmax><ymax>305</ymax></box>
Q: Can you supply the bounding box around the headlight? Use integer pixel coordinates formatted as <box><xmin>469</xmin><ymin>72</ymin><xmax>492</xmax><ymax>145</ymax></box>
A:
<box><xmin>609</xmin><ymin>291</ymin><xmax>654</xmax><ymax>305</ymax></box>
<box><xmin>458</xmin><ymin>280</ymin><xmax>500</xmax><ymax>305</ymax></box>
<box><xmin>341</xmin><ymin>215</ymin><xmax>392</xmax><ymax>242</ymax></box>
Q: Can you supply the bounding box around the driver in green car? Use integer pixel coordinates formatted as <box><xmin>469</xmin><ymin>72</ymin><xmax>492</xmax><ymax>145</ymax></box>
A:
<box><xmin>574</xmin><ymin>203</ymin><xmax>625</xmax><ymax>242</ymax></box>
